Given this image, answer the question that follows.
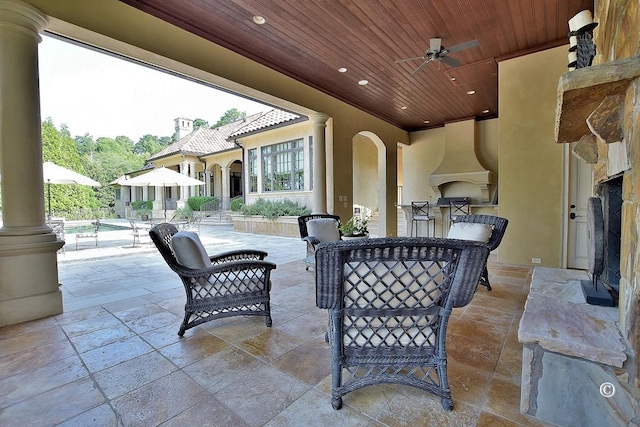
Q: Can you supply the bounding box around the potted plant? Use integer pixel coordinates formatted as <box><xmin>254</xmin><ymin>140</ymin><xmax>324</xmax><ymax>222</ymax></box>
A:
<box><xmin>138</xmin><ymin>209</ymin><xmax>151</xmax><ymax>221</ymax></box>
<box><xmin>131</xmin><ymin>200</ymin><xmax>153</xmax><ymax>221</ymax></box>
<box><xmin>340</xmin><ymin>215</ymin><xmax>369</xmax><ymax>239</ymax></box>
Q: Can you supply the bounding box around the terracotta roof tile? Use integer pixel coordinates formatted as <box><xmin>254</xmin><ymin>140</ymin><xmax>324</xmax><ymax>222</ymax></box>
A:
<box><xmin>147</xmin><ymin>109</ymin><xmax>303</xmax><ymax>161</ymax></box>
<box><xmin>231</xmin><ymin>109</ymin><xmax>302</xmax><ymax>137</ymax></box>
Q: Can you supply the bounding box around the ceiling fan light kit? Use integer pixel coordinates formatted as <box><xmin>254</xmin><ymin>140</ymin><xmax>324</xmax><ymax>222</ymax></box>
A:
<box><xmin>395</xmin><ymin>37</ymin><xmax>479</xmax><ymax>76</ymax></box>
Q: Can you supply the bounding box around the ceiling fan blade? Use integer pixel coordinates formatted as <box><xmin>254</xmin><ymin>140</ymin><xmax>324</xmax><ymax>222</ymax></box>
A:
<box><xmin>395</xmin><ymin>55</ymin><xmax>425</xmax><ymax>64</ymax></box>
<box><xmin>429</xmin><ymin>38</ymin><xmax>442</xmax><ymax>52</ymax></box>
<box><xmin>411</xmin><ymin>59</ymin><xmax>433</xmax><ymax>77</ymax></box>
<box><xmin>446</xmin><ymin>39</ymin><xmax>479</xmax><ymax>54</ymax></box>
<box><xmin>440</xmin><ymin>55</ymin><xmax>460</xmax><ymax>68</ymax></box>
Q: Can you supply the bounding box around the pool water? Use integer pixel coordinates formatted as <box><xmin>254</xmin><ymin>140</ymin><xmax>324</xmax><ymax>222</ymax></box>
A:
<box><xmin>64</xmin><ymin>222</ymin><xmax>130</xmax><ymax>234</ymax></box>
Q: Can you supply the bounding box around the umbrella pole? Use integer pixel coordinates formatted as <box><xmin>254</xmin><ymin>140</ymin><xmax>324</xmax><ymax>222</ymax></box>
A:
<box><xmin>47</xmin><ymin>182</ymin><xmax>51</xmax><ymax>221</ymax></box>
<box><xmin>163</xmin><ymin>186</ymin><xmax>167</xmax><ymax>220</ymax></box>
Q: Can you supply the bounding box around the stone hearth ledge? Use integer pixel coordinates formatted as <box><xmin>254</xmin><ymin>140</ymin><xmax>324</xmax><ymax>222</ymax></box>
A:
<box><xmin>518</xmin><ymin>267</ymin><xmax>626</xmax><ymax>368</ymax></box>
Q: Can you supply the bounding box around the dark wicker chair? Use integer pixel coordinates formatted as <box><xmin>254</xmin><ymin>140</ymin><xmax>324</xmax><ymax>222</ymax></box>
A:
<box><xmin>451</xmin><ymin>214</ymin><xmax>509</xmax><ymax>291</ymax></box>
<box><xmin>298</xmin><ymin>214</ymin><xmax>342</xmax><ymax>270</ymax></box>
<box><xmin>149</xmin><ymin>223</ymin><xmax>276</xmax><ymax>336</ymax></box>
<box><xmin>315</xmin><ymin>237</ymin><xmax>489</xmax><ymax>411</ymax></box>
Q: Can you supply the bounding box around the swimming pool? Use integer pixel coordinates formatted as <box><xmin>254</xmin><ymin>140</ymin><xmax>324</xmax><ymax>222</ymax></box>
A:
<box><xmin>64</xmin><ymin>222</ymin><xmax>130</xmax><ymax>234</ymax></box>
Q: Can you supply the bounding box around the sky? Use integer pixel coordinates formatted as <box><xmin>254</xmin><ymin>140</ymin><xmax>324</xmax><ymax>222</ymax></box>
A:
<box><xmin>38</xmin><ymin>35</ymin><xmax>270</xmax><ymax>142</ymax></box>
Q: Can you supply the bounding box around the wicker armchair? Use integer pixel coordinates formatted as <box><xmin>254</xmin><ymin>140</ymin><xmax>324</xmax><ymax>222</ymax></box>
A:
<box><xmin>315</xmin><ymin>237</ymin><xmax>489</xmax><ymax>411</ymax></box>
<box><xmin>149</xmin><ymin>223</ymin><xmax>276</xmax><ymax>336</ymax></box>
<box><xmin>298</xmin><ymin>214</ymin><xmax>342</xmax><ymax>270</ymax></box>
<box><xmin>451</xmin><ymin>214</ymin><xmax>509</xmax><ymax>291</ymax></box>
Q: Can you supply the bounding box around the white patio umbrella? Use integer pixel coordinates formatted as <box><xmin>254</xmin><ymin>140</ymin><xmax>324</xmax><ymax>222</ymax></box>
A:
<box><xmin>43</xmin><ymin>161</ymin><xmax>101</xmax><ymax>220</ymax></box>
<box><xmin>124</xmin><ymin>167</ymin><xmax>205</xmax><ymax>220</ymax></box>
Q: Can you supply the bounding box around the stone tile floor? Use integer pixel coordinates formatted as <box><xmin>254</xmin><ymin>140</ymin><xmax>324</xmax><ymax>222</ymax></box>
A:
<box><xmin>0</xmin><ymin>223</ymin><xmax>546</xmax><ymax>426</ymax></box>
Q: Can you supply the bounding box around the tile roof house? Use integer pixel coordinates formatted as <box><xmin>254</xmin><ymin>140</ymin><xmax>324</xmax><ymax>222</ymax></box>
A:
<box><xmin>114</xmin><ymin>108</ymin><xmax>309</xmax><ymax>218</ymax></box>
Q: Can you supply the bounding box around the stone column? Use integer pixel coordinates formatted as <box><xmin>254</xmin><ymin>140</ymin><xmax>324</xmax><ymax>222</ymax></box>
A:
<box><xmin>221</xmin><ymin>165</ymin><xmax>230</xmax><ymax>210</ymax></box>
<box><xmin>310</xmin><ymin>113</ymin><xmax>329</xmax><ymax>214</ymax></box>
<box><xmin>0</xmin><ymin>0</ymin><xmax>64</xmax><ymax>326</ymax></box>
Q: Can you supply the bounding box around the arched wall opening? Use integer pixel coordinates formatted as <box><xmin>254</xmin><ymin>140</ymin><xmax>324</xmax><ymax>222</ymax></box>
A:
<box><xmin>353</xmin><ymin>131</ymin><xmax>387</xmax><ymax>237</ymax></box>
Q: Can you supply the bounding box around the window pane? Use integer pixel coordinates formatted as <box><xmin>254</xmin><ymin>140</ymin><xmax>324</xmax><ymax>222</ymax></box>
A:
<box><xmin>260</xmin><ymin>138</ymin><xmax>304</xmax><ymax>192</ymax></box>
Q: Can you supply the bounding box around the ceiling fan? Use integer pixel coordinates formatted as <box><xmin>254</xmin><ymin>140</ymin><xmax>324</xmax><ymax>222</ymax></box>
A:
<box><xmin>395</xmin><ymin>38</ymin><xmax>479</xmax><ymax>76</ymax></box>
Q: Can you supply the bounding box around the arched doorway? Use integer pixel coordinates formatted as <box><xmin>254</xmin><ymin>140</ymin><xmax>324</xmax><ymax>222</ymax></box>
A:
<box><xmin>353</xmin><ymin>131</ymin><xmax>387</xmax><ymax>236</ymax></box>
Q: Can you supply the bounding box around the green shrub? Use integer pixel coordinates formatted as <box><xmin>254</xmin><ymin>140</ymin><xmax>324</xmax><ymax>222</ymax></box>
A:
<box><xmin>230</xmin><ymin>198</ymin><xmax>244</xmax><ymax>211</ymax></box>
<box><xmin>187</xmin><ymin>196</ymin><xmax>217</xmax><ymax>211</ymax></box>
<box><xmin>130</xmin><ymin>200</ymin><xmax>153</xmax><ymax>210</ymax></box>
<box><xmin>174</xmin><ymin>206</ymin><xmax>193</xmax><ymax>219</ymax></box>
<box><xmin>240</xmin><ymin>198</ymin><xmax>310</xmax><ymax>220</ymax></box>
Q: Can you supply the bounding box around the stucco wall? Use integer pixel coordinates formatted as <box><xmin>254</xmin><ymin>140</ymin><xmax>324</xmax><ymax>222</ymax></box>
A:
<box><xmin>498</xmin><ymin>46</ymin><xmax>567</xmax><ymax>267</ymax></box>
<box><xmin>353</xmin><ymin>134</ymin><xmax>378</xmax><ymax>213</ymax></box>
<box><xmin>402</xmin><ymin>120</ymin><xmax>499</xmax><ymax>204</ymax></box>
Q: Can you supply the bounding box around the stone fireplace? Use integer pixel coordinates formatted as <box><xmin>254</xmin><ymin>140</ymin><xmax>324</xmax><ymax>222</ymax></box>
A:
<box><xmin>518</xmin><ymin>2</ymin><xmax>640</xmax><ymax>425</ymax></box>
<box><xmin>598</xmin><ymin>175</ymin><xmax>622</xmax><ymax>298</ymax></box>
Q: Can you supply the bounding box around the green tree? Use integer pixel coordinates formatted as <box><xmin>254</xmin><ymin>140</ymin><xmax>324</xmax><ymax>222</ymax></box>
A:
<box><xmin>212</xmin><ymin>108</ymin><xmax>246</xmax><ymax>128</ymax></box>
<box><xmin>193</xmin><ymin>118</ymin><xmax>209</xmax><ymax>130</ymax></box>
<box><xmin>41</xmin><ymin>119</ymin><xmax>99</xmax><ymax>215</ymax></box>
<box><xmin>82</xmin><ymin>150</ymin><xmax>144</xmax><ymax>210</ymax></box>
<box><xmin>75</xmin><ymin>133</ymin><xmax>96</xmax><ymax>159</ymax></box>
<box><xmin>159</xmin><ymin>136</ymin><xmax>172</xmax><ymax>147</ymax></box>
<box><xmin>134</xmin><ymin>134</ymin><xmax>163</xmax><ymax>156</ymax></box>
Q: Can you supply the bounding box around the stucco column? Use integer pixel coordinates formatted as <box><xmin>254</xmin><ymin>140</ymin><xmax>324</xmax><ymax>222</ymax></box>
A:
<box><xmin>189</xmin><ymin>160</ymin><xmax>196</xmax><ymax>197</ymax></box>
<box><xmin>221</xmin><ymin>165</ymin><xmax>230</xmax><ymax>210</ymax></box>
<box><xmin>122</xmin><ymin>185</ymin><xmax>131</xmax><ymax>217</ymax></box>
<box><xmin>310</xmin><ymin>112</ymin><xmax>329</xmax><ymax>213</ymax></box>
<box><xmin>0</xmin><ymin>0</ymin><xmax>63</xmax><ymax>326</ymax></box>
<box><xmin>180</xmin><ymin>160</ymin><xmax>188</xmax><ymax>201</ymax></box>
<box><xmin>154</xmin><ymin>185</ymin><xmax>162</xmax><ymax>214</ymax></box>
<box><xmin>204</xmin><ymin>169</ymin><xmax>211</xmax><ymax>197</ymax></box>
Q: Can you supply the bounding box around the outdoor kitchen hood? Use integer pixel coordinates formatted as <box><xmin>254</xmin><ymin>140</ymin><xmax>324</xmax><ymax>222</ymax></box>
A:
<box><xmin>428</xmin><ymin>119</ymin><xmax>492</xmax><ymax>203</ymax></box>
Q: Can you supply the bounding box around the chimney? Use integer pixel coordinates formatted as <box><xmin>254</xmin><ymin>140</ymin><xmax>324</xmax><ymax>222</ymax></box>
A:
<box><xmin>174</xmin><ymin>117</ymin><xmax>193</xmax><ymax>140</ymax></box>
<box><xmin>428</xmin><ymin>119</ymin><xmax>492</xmax><ymax>202</ymax></box>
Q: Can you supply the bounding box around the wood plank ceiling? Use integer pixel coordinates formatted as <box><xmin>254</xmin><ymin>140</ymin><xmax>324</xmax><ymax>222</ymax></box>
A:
<box><xmin>120</xmin><ymin>0</ymin><xmax>594</xmax><ymax>131</ymax></box>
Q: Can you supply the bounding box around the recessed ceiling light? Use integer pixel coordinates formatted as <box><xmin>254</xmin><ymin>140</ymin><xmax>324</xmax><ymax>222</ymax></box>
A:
<box><xmin>338</xmin><ymin>67</ymin><xmax>347</xmax><ymax>73</ymax></box>
<box><xmin>482</xmin><ymin>109</ymin><xmax>490</xmax><ymax>114</ymax></box>
<box><xmin>424</xmin><ymin>120</ymin><xmax>430</xmax><ymax>124</ymax></box>
<box><xmin>400</xmin><ymin>106</ymin><xmax>407</xmax><ymax>110</ymax></box>
<box><xmin>450</xmin><ymin>77</ymin><xmax>456</xmax><ymax>81</ymax></box>
<box><xmin>467</xmin><ymin>90</ymin><xmax>476</xmax><ymax>95</ymax></box>
<box><xmin>252</xmin><ymin>15</ymin><xmax>266</xmax><ymax>25</ymax></box>
<box><xmin>358</xmin><ymin>79</ymin><xmax>369</xmax><ymax>86</ymax></box>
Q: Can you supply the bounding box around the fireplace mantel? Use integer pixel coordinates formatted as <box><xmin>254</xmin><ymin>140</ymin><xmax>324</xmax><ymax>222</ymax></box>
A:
<box><xmin>555</xmin><ymin>54</ymin><xmax>640</xmax><ymax>144</ymax></box>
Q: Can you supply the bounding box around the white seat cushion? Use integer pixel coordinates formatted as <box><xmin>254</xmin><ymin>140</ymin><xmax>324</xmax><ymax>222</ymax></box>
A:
<box><xmin>307</xmin><ymin>218</ymin><xmax>340</xmax><ymax>242</ymax></box>
<box><xmin>344</xmin><ymin>260</ymin><xmax>442</xmax><ymax>347</ymax></box>
<box><xmin>170</xmin><ymin>231</ymin><xmax>210</xmax><ymax>269</ymax></box>
<box><xmin>448</xmin><ymin>222</ymin><xmax>493</xmax><ymax>242</ymax></box>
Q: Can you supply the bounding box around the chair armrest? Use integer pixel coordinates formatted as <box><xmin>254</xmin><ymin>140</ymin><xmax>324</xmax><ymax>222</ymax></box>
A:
<box><xmin>303</xmin><ymin>236</ymin><xmax>321</xmax><ymax>245</ymax></box>
<box><xmin>175</xmin><ymin>259</ymin><xmax>277</xmax><ymax>278</ymax></box>
<box><xmin>208</xmin><ymin>249</ymin><xmax>269</xmax><ymax>264</ymax></box>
